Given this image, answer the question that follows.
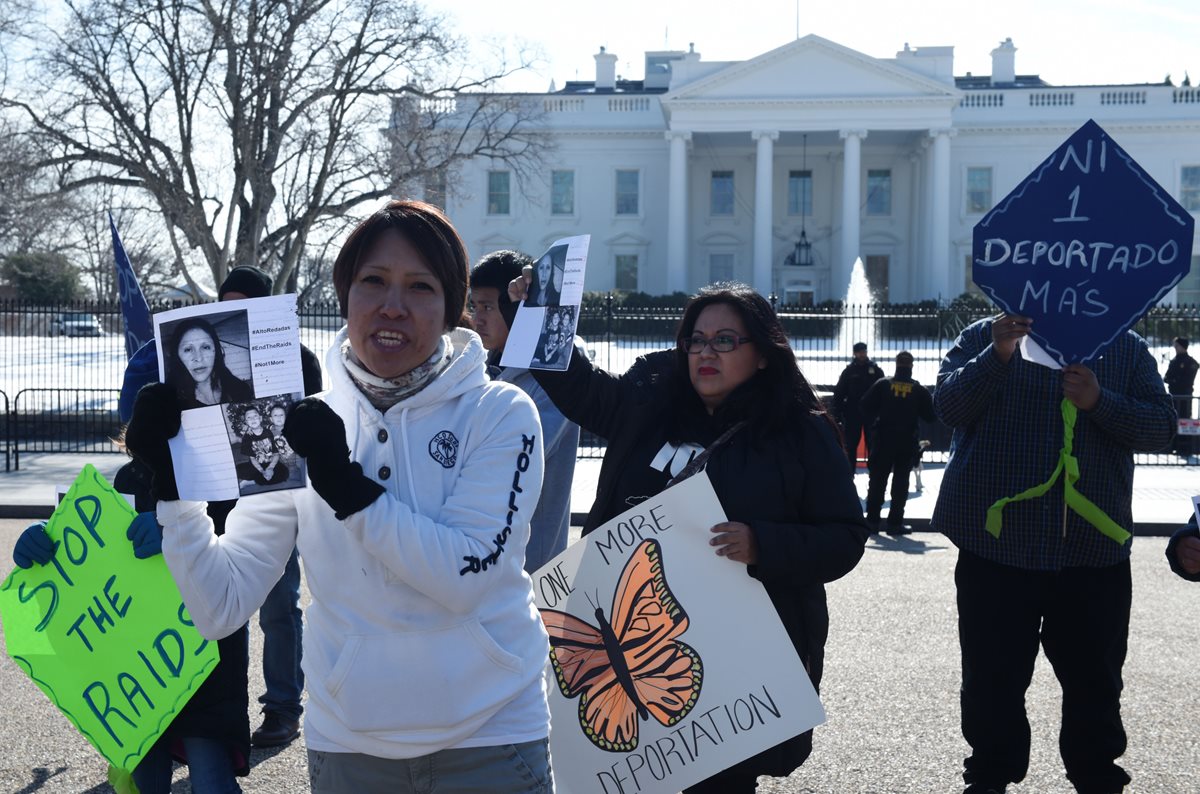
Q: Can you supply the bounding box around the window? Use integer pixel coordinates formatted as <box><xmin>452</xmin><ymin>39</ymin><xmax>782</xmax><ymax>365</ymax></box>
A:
<box><xmin>1183</xmin><ymin>166</ymin><xmax>1200</xmax><ymax>212</ymax></box>
<box><xmin>787</xmin><ymin>170</ymin><xmax>812</xmax><ymax>216</ymax></box>
<box><xmin>487</xmin><ymin>171</ymin><xmax>510</xmax><ymax>215</ymax></box>
<box><xmin>864</xmin><ymin>255</ymin><xmax>889</xmax><ymax>302</ymax></box>
<box><xmin>424</xmin><ymin>169</ymin><xmax>446</xmax><ymax>210</ymax></box>
<box><xmin>967</xmin><ymin>167</ymin><xmax>993</xmax><ymax>214</ymax></box>
<box><xmin>615</xmin><ymin>254</ymin><xmax>639</xmax><ymax>290</ymax></box>
<box><xmin>710</xmin><ymin>171</ymin><xmax>735</xmax><ymax>216</ymax></box>
<box><xmin>1175</xmin><ymin>254</ymin><xmax>1200</xmax><ymax>304</ymax></box>
<box><xmin>709</xmin><ymin>253</ymin><xmax>734</xmax><ymax>283</ymax></box>
<box><xmin>965</xmin><ymin>255</ymin><xmax>984</xmax><ymax>296</ymax></box>
<box><xmin>615</xmin><ymin>169</ymin><xmax>640</xmax><ymax>215</ymax></box>
<box><xmin>783</xmin><ymin>288</ymin><xmax>815</xmax><ymax>307</ymax></box>
<box><xmin>551</xmin><ymin>170</ymin><xmax>574</xmax><ymax>215</ymax></box>
<box><xmin>866</xmin><ymin>170</ymin><xmax>892</xmax><ymax>216</ymax></box>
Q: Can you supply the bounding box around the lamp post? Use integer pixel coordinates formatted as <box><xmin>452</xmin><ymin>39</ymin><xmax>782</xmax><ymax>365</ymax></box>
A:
<box><xmin>785</xmin><ymin>134</ymin><xmax>814</xmax><ymax>267</ymax></box>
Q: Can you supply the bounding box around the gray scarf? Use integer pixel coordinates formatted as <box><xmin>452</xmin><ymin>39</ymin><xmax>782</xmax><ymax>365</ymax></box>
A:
<box><xmin>341</xmin><ymin>334</ymin><xmax>452</xmax><ymax>412</ymax></box>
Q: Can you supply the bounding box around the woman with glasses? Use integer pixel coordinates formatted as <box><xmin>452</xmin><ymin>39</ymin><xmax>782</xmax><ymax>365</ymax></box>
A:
<box><xmin>511</xmin><ymin>279</ymin><xmax>868</xmax><ymax>793</ymax></box>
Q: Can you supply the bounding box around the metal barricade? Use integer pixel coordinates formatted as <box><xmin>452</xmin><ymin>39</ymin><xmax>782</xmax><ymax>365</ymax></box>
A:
<box><xmin>11</xmin><ymin>388</ymin><xmax>123</xmax><ymax>471</ymax></box>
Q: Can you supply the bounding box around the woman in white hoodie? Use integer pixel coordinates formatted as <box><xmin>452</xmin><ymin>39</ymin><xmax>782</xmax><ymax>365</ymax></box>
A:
<box><xmin>125</xmin><ymin>200</ymin><xmax>553</xmax><ymax>793</ymax></box>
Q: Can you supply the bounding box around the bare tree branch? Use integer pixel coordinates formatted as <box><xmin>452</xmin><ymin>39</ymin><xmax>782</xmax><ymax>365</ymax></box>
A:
<box><xmin>3</xmin><ymin>0</ymin><xmax>547</xmax><ymax>292</ymax></box>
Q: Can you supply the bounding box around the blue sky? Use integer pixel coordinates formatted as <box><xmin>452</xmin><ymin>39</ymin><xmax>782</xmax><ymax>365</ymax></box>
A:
<box><xmin>428</xmin><ymin>0</ymin><xmax>1199</xmax><ymax>92</ymax></box>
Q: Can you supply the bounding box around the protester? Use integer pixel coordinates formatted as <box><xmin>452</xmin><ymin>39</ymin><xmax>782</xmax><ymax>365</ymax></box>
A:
<box><xmin>512</xmin><ymin>277</ymin><xmax>867</xmax><ymax>793</ymax></box>
<box><xmin>1166</xmin><ymin>515</ymin><xmax>1200</xmax><ymax>582</ymax></box>
<box><xmin>471</xmin><ymin>249</ymin><xmax>580</xmax><ymax>572</ymax></box>
<box><xmin>831</xmin><ymin>341</ymin><xmax>882</xmax><ymax>464</ymax></box>
<box><xmin>125</xmin><ymin>200</ymin><xmax>553</xmax><ymax>793</ymax></box>
<box><xmin>14</xmin><ymin>339</ymin><xmax>252</xmax><ymax>793</ymax></box>
<box><xmin>165</xmin><ymin>316</ymin><xmax>254</xmax><ymax>408</ymax></box>
<box><xmin>218</xmin><ymin>264</ymin><xmax>320</xmax><ymax>748</ymax></box>
<box><xmin>932</xmin><ymin>313</ymin><xmax>1175</xmax><ymax>794</ymax></box>
<box><xmin>108</xmin><ymin>265</ymin><xmax>333</xmax><ymax>761</ymax></box>
<box><xmin>860</xmin><ymin>350</ymin><xmax>935</xmax><ymax>534</ymax></box>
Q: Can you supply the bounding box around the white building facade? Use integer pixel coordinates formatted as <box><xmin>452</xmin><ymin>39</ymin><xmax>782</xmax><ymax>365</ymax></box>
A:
<box><xmin>432</xmin><ymin>35</ymin><xmax>1200</xmax><ymax>304</ymax></box>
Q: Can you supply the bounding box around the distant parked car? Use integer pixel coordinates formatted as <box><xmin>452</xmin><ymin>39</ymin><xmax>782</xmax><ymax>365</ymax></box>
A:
<box><xmin>49</xmin><ymin>312</ymin><xmax>103</xmax><ymax>337</ymax></box>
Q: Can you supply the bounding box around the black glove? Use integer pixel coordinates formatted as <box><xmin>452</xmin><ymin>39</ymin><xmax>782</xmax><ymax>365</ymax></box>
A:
<box><xmin>283</xmin><ymin>398</ymin><xmax>384</xmax><ymax>520</ymax></box>
<box><xmin>123</xmin><ymin>383</ymin><xmax>182</xmax><ymax>501</ymax></box>
<box><xmin>13</xmin><ymin>522</ymin><xmax>54</xmax><ymax>569</ymax></box>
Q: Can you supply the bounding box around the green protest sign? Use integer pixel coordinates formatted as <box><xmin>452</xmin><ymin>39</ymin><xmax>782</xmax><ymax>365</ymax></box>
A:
<box><xmin>0</xmin><ymin>464</ymin><xmax>219</xmax><ymax>775</ymax></box>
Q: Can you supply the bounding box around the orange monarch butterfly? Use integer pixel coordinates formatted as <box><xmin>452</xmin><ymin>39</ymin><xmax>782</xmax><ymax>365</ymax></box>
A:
<box><xmin>539</xmin><ymin>538</ymin><xmax>703</xmax><ymax>752</ymax></box>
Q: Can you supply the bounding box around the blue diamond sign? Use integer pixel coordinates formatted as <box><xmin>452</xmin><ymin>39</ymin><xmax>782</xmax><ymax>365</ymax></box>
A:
<box><xmin>973</xmin><ymin>119</ymin><xmax>1194</xmax><ymax>365</ymax></box>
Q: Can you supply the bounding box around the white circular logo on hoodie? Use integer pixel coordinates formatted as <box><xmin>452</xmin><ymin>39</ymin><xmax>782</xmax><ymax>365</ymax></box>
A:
<box><xmin>429</xmin><ymin>430</ymin><xmax>458</xmax><ymax>468</ymax></box>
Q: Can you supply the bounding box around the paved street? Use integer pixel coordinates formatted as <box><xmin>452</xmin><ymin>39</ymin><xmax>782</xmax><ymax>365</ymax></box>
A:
<box><xmin>1</xmin><ymin>512</ymin><xmax>1197</xmax><ymax>793</ymax></box>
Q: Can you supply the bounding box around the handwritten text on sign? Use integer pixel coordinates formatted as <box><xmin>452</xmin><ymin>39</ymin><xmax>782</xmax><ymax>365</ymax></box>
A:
<box><xmin>0</xmin><ymin>465</ymin><xmax>219</xmax><ymax>771</ymax></box>
<box><xmin>972</xmin><ymin>119</ymin><xmax>1194</xmax><ymax>364</ymax></box>
<box><xmin>531</xmin><ymin>473</ymin><xmax>824</xmax><ymax>794</ymax></box>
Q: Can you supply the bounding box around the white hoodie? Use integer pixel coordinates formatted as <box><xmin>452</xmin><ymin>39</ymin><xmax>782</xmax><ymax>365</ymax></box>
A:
<box><xmin>157</xmin><ymin>328</ymin><xmax>550</xmax><ymax>758</ymax></box>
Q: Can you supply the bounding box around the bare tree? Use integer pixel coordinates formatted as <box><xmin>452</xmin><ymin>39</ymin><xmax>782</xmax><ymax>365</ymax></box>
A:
<box><xmin>4</xmin><ymin>0</ymin><xmax>546</xmax><ymax>293</ymax></box>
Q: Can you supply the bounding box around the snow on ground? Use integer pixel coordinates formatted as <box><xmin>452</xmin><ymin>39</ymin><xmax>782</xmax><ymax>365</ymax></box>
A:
<box><xmin>1</xmin><ymin>328</ymin><xmax>1178</xmax><ymax>412</ymax></box>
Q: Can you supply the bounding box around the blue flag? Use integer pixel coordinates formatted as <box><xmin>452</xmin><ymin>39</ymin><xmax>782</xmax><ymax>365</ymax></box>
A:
<box><xmin>110</xmin><ymin>213</ymin><xmax>153</xmax><ymax>360</ymax></box>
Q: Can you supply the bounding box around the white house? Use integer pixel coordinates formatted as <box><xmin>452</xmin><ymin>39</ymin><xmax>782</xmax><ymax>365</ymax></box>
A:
<box><xmin>425</xmin><ymin>35</ymin><xmax>1200</xmax><ymax>304</ymax></box>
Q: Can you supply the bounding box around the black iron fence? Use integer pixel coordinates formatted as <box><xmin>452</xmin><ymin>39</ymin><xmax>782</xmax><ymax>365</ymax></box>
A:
<box><xmin>2</xmin><ymin>298</ymin><xmax>1199</xmax><ymax>468</ymax></box>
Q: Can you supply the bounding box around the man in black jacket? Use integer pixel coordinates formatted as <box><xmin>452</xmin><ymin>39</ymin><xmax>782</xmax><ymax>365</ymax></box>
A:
<box><xmin>832</xmin><ymin>341</ymin><xmax>883</xmax><ymax>464</ymax></box>
<box><xmin>860</xmin><ymin>351</ymin><xmax>934</xmax><ymax>534</ymax></box>
<box><xmin>1164</xmin><ymin>336</ymin><xmax>1198</xmax><ymax>418</ymax></box>
<box><xmin>1164</xmin><ymin>337</ymin><xmax>1198</xmax><ymax>455</ymax></box>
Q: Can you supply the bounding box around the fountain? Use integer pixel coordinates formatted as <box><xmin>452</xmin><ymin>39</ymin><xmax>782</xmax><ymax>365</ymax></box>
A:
<box><xmin>836</xmin><ymin>257</ymin><xmax>877</xmax><ymax>357</ymax></box>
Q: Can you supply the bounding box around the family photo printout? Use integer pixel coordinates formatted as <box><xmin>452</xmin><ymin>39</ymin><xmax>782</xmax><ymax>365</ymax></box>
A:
<box><xmin>531</xmin><ymin>473</ymin><xmax>824</xmax><ymax>794</ymax></box>
<box><xmin>152</xmin><ymin>294</ymin><xmax>306</xmax><ymax>501</ymax></box>
<box><xmin>501</xmin><ymin>234</ymin><xmax>590</xmax><ymax>371</ymax></box>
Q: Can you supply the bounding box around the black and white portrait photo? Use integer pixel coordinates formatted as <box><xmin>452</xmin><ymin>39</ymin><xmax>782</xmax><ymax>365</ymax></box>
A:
<box><xmin>526</xmin><ymin>243</ymin><xmax>567</xmax><ymax>308</ymax></box>
<box><xmin>161</xmin><ymin>310</ymin><xmax>254</xmax><ymax>409</ymax></box>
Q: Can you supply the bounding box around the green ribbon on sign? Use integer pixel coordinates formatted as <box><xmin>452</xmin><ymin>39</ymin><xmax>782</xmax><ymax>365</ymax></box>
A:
<box><xmin>108</xmin><ymin>764</ymin><xmax>140</xmax><ymax>794</ymax></box>
<box><xmin>985</xmin><ymin>398</ymin><xmax>1131</xmax><ymax>545</ymax></box>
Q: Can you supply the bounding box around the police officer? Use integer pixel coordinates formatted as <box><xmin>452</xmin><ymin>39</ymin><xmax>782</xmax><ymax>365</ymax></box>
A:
<box><xmin>832</xmin><ymin>341</ymin><xmax>883</xmax><ymax>464</ymax></box>
<box><xmin>860</xmin><ymin>350</ymin><xmax>934</xmax><ymax>533</ymax></box>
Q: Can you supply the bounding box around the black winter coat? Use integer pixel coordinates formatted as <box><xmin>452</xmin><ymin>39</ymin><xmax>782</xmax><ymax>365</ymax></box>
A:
<box><xmin>831</xmin><ymin>358</ymin><xmax>883</xmax><ymax>420</ymax></box>
<box><xmin>113</xmin><ymin>460</ymin><xmax>251</xmax><ymax>776</ymax></box>
<box><xmin>534</xmin><ymin>347</ymin><xmax>867</xmax><ymax>778</ymax></box>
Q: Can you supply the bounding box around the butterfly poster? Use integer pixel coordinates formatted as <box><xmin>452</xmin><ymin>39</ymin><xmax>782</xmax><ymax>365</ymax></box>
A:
<box><xmin>532</xmin><ymin>473</ymin><xmax>824</xmax><ymax>794</ymax></box>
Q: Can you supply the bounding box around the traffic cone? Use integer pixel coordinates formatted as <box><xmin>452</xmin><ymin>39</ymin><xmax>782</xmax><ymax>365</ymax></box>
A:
<box><xmin>856</xmin><ymin>431</ymin><xmax>868</xmax><ymax>469</ymax></box>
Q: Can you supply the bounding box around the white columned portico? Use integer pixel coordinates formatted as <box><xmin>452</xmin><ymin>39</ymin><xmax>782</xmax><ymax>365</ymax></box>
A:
<box><xmin>919</xmin><ymin>137</ymin><xmax>934</xmax><ymax>298</ymax></box>
<box><xmin>666</xmin><ymin>130</ymin><xmax>692</xmax><ymax>294</ymax></box>
<box><xmin>838</xmin><ymin>129</ymin><xmax>867</xmax><ymax>298</ymax></box>
<box><xmin>907</xmin><ymin>150</ymin><xmax>924</xmax><ymax>302</ymax></box>
<box><xmin>751</xmin><ymin>130</ymin><xmax>778</xmax><ymax>295</ymax></box>
<box><xmin>929</xmin><ymin>128</ymin><xmax>954</xmax><ymax>299</ymax></box>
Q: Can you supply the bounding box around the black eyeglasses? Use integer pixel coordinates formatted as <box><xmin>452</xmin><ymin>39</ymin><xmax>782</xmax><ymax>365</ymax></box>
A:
<box><xmin>679</xmin><ymin>334</ymin><xmax>753</xmax><ymax>354</ymax></box>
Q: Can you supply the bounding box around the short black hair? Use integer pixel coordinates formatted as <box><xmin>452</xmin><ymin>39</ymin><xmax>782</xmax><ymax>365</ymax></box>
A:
<box><xmin>331</xmin><ymin>200</ymin><xmax>470</xmax><ymax>327</ymax></box>
<box><xmin>471</xmin><ymin>250</ymin><xmax>531</xmax><ymax>293</ymax></box>
<box><xmin>1175</xmin><ymin>337</ymin><xmax>1189</xmax><ymax>348</ymax></box>
<box><xmin>471</xmin><ymin>250</ymin><xmax>532</xmax><ymax>330</ymax></box>
<box><xmin>668</xmin><ymin>282</ymin><xmax>832</xmax><ymax>439</ymax></box>
<box><xmin>853</xmin><ymin>342</ymin><xmax>868</xmax><ymax>352</ymax></box>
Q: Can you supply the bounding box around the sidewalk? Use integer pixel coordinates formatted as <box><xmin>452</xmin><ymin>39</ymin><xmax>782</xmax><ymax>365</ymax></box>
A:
<box><xmin>2</xmin><ymin>452</ymin><xmax>1195</xmax><ymax>535</ymax></box>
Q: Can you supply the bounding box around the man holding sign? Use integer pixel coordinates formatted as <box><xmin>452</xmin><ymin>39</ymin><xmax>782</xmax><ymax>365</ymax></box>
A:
<box><xmin>934</xmin><ymin>121</ymin><xmax>1186</xmax><ymax>794</ymax></box>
